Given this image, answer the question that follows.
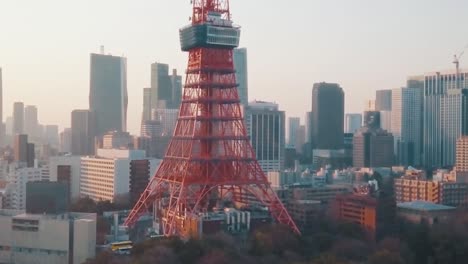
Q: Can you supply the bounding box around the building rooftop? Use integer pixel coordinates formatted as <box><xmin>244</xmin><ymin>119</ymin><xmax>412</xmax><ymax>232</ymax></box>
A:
<box><xmin>397</xmin><ymin>201</ymin><xmax>456</xmax><ymax>212</ymax></box>
<box><xmin>0</xmin><ymin>209</ymin><xmax>96</xmax><ymax>220</ymax></box>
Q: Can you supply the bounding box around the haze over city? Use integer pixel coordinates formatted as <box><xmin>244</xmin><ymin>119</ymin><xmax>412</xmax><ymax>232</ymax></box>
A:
<box><xmin>1</xmin><ymin>0</ymin><xmax>468</xmax><ymax>133</ymax></box>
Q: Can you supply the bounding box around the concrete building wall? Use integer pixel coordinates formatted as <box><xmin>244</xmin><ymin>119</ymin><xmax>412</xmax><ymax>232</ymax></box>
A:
<box><xmin>49</xmin><ymin>156</ymin><xmax>81</xmax><ymax>199</ymax></box>
<box><xmin>73</xmin><ymin>219</ymin><xmax>96</xmax><ymax>264</ymax></box>
<box><xmin>0</xmin><ymin>211</ymin><xmax>96</xmax><ymax>264</ymax></box>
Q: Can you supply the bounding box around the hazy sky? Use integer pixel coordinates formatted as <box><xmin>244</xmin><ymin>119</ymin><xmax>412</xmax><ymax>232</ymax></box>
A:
<box><xmin>1</xmin><ymin>0</ymin><xmax>468</xmax><ymax>134</ymax></box>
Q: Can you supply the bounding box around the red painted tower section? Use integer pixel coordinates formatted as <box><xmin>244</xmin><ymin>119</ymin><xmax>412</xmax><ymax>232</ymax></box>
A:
<box><xmin>124</xmin><ymin>0</ymin><xmax>300</xmax><ymax>236</ymax></box>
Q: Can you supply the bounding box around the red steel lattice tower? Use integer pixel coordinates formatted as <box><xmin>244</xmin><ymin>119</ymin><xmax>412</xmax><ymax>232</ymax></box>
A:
<box><xmin>124</xmin><ymin>0</ymin><xmax>300</xmax><ymax>236</ymax></box>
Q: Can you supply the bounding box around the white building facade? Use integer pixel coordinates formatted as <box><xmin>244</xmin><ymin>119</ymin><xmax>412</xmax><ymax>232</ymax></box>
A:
<box><xmin>80</xmin><ymin>149</ymin><xmax>158</xmax><ymax>202</ymax></box>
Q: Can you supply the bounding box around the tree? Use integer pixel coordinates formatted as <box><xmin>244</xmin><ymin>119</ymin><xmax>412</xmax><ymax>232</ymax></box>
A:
<box><xmin>139</xmin><ymin>246</ymin><xmax>180</xmax><ymax>264</ymax></box>
<box><xmin>70</xmin><ymin>197</ymin><xmax>97</xmax><ymax>213</ymax></box>
<box><xmin>367</xmin><ymin>250</ymin><xmax>404</xmax><ymax>264</ymax></box>
<box><xmin>310</xmin><ymin>254</ymin><xmax>350</xmax><ymax>264</ymax></box>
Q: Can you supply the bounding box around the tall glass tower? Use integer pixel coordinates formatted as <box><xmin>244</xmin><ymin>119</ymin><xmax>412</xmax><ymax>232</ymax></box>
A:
<box><xmin>89</xmin><ymin>53</ymin><xmax>127</xmax><ymax>136</ymax></box>
<box><xmin>233</xmin><ymin>48</ymin><xmax>248</xmax><ymax>106</ymax></box>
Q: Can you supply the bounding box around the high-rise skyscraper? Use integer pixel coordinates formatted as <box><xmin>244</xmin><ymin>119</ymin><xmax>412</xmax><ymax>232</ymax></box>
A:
<box><xmin>391</xmin><ymin>78</ymin><xmax>424</xmax><ymax>166</ymax></box>
<box><xmin>71</xmin><ymin>110</ymin><xmax>96</xmax><ymax>156</ymax></box>
<box><xmin>245</xmin><ymin>101</ymin><xmax>285</xmax><ymax>172</ymax></box>
<box><xmin>288</xmin><ymin>117</ymin><xmax>300</xmax><ymax>146</ymax></box>
<box><xmin>45</xmin><ymin>125</ymin><xmax>59</xmax><ymax>147</ymax></box>
<box><xmin>423</xmin><ymin>70</ymin><xmax>468</xmax><ymax>168</ymax></box>
<box><xmin>345</xmin><ymin>113</ymin><xmax>362</xmax><ymax>134</ymax></box>
<box><xmin>295</xmin><ymin>125</ymin><xmax>306</xmax><ymax>154</ymax></box>
<box><xmin>171</xmin><ymin>69</ymin><xmax>182</xmax><ymax>109</ymax></box>
<box><xmin>234</xmin><ymin>48</ymin><xmax>248</xmax><ymax>106</ymax></box>
<box><xmin>89</xmin><ymin>52</ymin><xmax>127</xmax><ymax>136</ymax></box>
<box><xmin>353</xmin><ymin>128</ymin><xmax>394</xmax><ymax>168</ymax></box>
<box><xmin>24</xmin><ymin>105</ymin><xmax>38</xmax><ymax>139</ymax></box>
<box><xmin>59</xmin><ymin>128</ymin><xmax>72</xmax><ymax>153</ymax></box>
<box><xmin>151</xmin><ymin>63</ymin><xmax>182</xmax><ymax>110</ymax></box>
<box><xmin>13</xmin><ymin>102</ymin><xmax>24</xmax><ymax>135</ymax></box>
<box><xmin>375</xmin><ymin>90</ymin><xmax>392</xmax><ymax>111</ymax></box>
<box><xmin>380</xmin><ymin>111</ymin><xmax>392</xmax><ymax>132</ymax></box>
<box><xmin>311</xmin><ymin>83</ymin><xmax>344</xmax><ymax>150</ymax></box>
<box><xmin>14</xmin><ymin>134</ymin><xmax>35</xmax><ymax>167</ymax></box>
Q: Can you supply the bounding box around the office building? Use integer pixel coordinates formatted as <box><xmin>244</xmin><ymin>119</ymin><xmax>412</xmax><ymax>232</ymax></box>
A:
<box><xmin>14</xmin><ymin>134</ymin><xmax>35</xmax><ymax>167</ymax></box>
<box><xmin>154</xmin><ymin>108</ymin><xmax>179</xmax><ymax>136</ymax></box>
<box><xmin>311</xmin><ymin>82</ymin><xmax>344</xmax><ymax>149</ymax></box>
<box><xmin>80</xmin><ymin>149</ymin><xmax>159</xmax><ymax>202</ymax></box>
<box><xmin>13</xmin><ymin>102</ymin><xmax>24</xmax><ymax>135</ymax></box>
<box><xmin>379</xmin><ymin>111</ymin><xmax>392</xmax><ymax>132</ymax></box>
<box><xmin>295</xmin><ymin>125</ymin><xmax>306</xmax><ymax>154</ymax></box>
<box><xmin>60</xmin><ymin>128</ymin><xmax>72</xmax><ymax>153</ymax></box>
<box><xmin>89</xmin><ymin>52</ymin><xmax>128</xmax><ymax>136</ymax></box>
<box><xmin>71</xmin><ymin>110</ymin><xmax>96</xmax><ymax>156</ymax></box>
<box><xmin>141</xmin><ymin>120</ymin><xmax>163</xmax><ymax>138</ymax></box>
<box><xmin>45</xmin><ymin>125</ymin><xmax>59</xmax><ymax>147</ymax></box>
<box><xmin>391</xmin><ymin>84</ymin><xmax>423</xmax><ymax>166</ymax></box>
<box><xmin>288</xmin><ymin>117</ymin><xmax>301</xmax><ymax>146</ymax></box>
<box><xmin>353</xmin><ymin>127</ymin><xmax>394</xmax><ymax>168</ymax></box>
<box><xmin>423</xmin><ymin>70</ymin><xmax>468</xmax><ymax>168</ymax></box>
<box><xmin>375</xmin><ymin>90</ymin><xmax>392</xmax><ymax>111</ymax></box>
<box><xmin>102</xmin><ymin>131</ymin><xmax>133</xmax><ymax>149</ymax></box>
<box><xmin>0</xmin><ymin>209</ymin><xmax>96</xmax><ymax>264</ymax></box>
<box><xmin>140</xmin><ymin>87</ymin><xmax>152</xmax><ymax>135</ymax></box>
<box><xmin>49</xmin><ymin>156</ymin><xmax>81</xmax><ymax>199</ymax></box>
<box><xmin>24</xmin><ymin>105</ymin><xmax>38</xmax><ymax>139</ymax></box>
<box><xmin>26</xmin><ymin>181</ymin><xmax>69</xmax><ymax>214</ymax></box>
<box><xmin>151</xmin><ymin>62</ymin><xmax>182</xmax><ymax>109</ymax></box>
<box><xmin>5</xmin><ymin>116</ymin><xmax>12</xmax><ymax>136</ymax></box>
<box><xmin>245</xmin><ymin>101</ymin><xmax>285</xmax><ymax>172</ymax></box>
<box><xmin>313</xmin><ymin>149</ymin><xmax>352</xmax><ymax>170</ymax></box>
<box><xmin>364</xmin><ymin>111</ymin><xmax>381</xmax><ymax>129</ymax></box>
<box><xmin>134</xmin><ymin>135</ymin><xmax>171</xmax><ymax>159</ymax></box>
<box><xmin>170</xmin><ymin>69</ymin><xmax>183</xmax><ymax>109</ymax></box>
<box><xmin>233</xmin><ymin>48</ymin><xmax>249</xmax><ymax>106</ymax></box>
<box><xmin>345</xmin><ymin>113</ymin><xmax>362</xmax><ymax>134</ymax></box>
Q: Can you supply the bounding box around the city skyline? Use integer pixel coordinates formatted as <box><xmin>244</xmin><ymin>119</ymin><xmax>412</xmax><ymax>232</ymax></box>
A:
<box><xmin>1</xmin><ymin>0</ymin><xmax>468</xmax><ymax>134</ymax></box>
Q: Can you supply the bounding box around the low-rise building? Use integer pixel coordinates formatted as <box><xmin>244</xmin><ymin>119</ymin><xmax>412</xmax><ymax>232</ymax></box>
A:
<box><xmin>331</xmin><ymin>192</ymin><xmax>395</xmax><ymax>240</ymax></box>
<box><xmin>0</xmin><ymin>209</ymin><xmax>96</xmax><ymax>264</ymax></box>
<box><xmin>397</xmin><ymin>201</ymin><xmax>456</xmax><ymax>225</ymax></box>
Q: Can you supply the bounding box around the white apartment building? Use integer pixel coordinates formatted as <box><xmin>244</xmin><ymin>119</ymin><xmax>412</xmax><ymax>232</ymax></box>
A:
<box><xmin>0</xmin><ymin>209</ymin><xmax>96</xmax><ymax>264</ymax></box>
<box><xmin>80</xmin><ymin>149</ymin><xmax>158</xmax><ymax>202</ymax></box>
<box><xmin>5</xmin><ymin>164</ymin><xmax>43</xmax><ymax>210</ymax></box>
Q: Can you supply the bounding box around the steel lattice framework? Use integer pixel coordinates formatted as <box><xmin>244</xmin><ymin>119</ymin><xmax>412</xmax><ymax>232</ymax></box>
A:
<box><xmin>124</xmin><ymin>0</ymin><xmax>300</xmax><ymax>236</ymax></box>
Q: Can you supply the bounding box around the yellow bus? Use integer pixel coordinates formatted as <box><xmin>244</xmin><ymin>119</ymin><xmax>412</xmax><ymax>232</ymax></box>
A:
<box><xmin>111</xmin><ymin>241</ymin><xmax>133</xmax><ymax>254</ymax></box>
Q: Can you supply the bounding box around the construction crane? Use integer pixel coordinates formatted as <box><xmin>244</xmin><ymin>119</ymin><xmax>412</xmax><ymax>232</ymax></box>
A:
<box><xmin>453</xmin><ymin>44</ymin><xmax>468</xmax><ymax>89</ymax></box>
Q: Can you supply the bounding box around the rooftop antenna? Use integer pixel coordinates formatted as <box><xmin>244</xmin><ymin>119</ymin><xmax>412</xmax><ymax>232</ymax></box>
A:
<box><xmin>100</xmin><ymin>45</ymin><xmax>105</xmax><ymax>55</ymax></box>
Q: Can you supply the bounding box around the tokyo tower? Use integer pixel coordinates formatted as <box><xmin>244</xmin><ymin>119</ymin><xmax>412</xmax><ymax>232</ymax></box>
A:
<box><xmin>125</xmin><ymin>0</ymin><xmax>300</xmax><ymax>236</ymax></box>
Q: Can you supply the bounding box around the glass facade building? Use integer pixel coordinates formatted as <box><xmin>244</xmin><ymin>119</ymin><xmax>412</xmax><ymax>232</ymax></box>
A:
<box><xmin>233</xmin><ymin>48</ymin><xmax>248</xmax><ymax>107</ymax></box>
<box><xmin>89</xmin><ymin>53</ymin><xmax>127</xmax><ymax>136</ymax></box>
<box><xmin>423</xmin><ymin>70</ymin><xmax>468</xmax><ymax>168</ymax></box>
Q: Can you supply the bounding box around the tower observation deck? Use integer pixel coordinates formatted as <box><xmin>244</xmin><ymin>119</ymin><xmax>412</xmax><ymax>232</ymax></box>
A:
<box><xmin>124</xmin><ymin>0</ymin><xmax>300</xmax><ymax>237</ymax></box>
